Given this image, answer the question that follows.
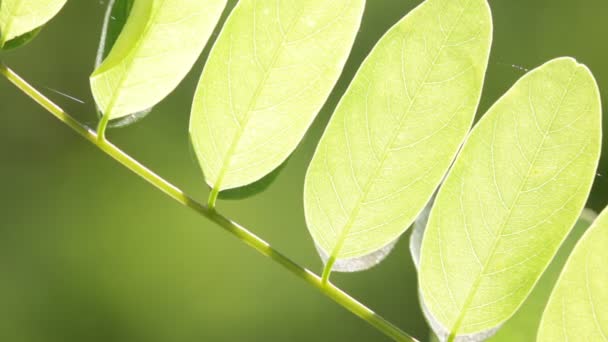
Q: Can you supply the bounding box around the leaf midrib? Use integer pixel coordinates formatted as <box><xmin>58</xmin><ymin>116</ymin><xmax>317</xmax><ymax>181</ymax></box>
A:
<box><xmin>445</xmin><ymin>68</ymin><xmax>580</xmax><ymax>338</ymax></box>
<box><xmin>325</xmin><ymin>0</ymin><xmax>474</xmax><ymax>261</ymax></box>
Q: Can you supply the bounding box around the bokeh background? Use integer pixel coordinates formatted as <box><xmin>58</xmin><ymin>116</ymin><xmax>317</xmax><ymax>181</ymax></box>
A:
<box><xmin>1</xmin><ymin>0</ymin><xmax>607</xmax><ymax>341</ymax></box>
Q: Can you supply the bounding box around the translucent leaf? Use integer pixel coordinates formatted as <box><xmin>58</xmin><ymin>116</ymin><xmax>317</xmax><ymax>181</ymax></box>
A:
<box><xmin>0</xmin><ymin>0</ymin><xmax>66</xmax><ymax>49</ymax></box>
<box><xmin>0</xmin><ymin>27</ymin><xmax>41</xmax><ymax>50</ymax></box>
<box><xmin>90</xmin><ymin>0</ymin><xmax>227</xmax><ymax>120</ymax></box>
<box><xmin>94</xmin><ymin>0</ymin><xmax>149</xmax><ymax>128</ymax></box>
<box><xmin>537</xmin><ymin>207</ymin><xmax>608</xmax><ymax>341</ymax></box>
<box><xmin>304</xmin><ymin>0</ymin><xmax>492</xmax><ymax>273</ymax></box>
<box><xmin>488</xmin><ymin>211</ymin><xmax>596</xmax><ymax>342</ymax></box>
<box><xmin>189</xmin><ymin>0</ymin><xmax>365</xmax><ymax>192</ymax></box>
<box><xmin>419</xmin><ymin>57</ymin><xmax>602</xmax><ymax>341</ymax></box>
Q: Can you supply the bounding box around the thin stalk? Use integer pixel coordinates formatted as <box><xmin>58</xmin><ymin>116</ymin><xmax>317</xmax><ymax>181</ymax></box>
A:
<box><xmin>0</xmin><ymin>63</ymin><xmax>418</xmax><ymax>342</ymax></box>
<box><xmin>97</xmin><ymin>112</ymin><xmax>111</xmax><ymax>142</ymax></box>
<box><xmin>207</xmin><ymin>185</ymin><xmax>220</xmax><ymax>210</ymax></box>
<box><xmin>322</xmin><ymin>256</ymin><xmax>336</xmax><ymax>285</ymax></box>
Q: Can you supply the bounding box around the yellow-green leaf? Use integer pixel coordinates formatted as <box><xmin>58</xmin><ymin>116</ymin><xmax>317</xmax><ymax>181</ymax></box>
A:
<box><xmin>488</xmin><ymin>210</ymin><xmax>596</xmax><ymax>342</ymax></box>
<box><xmin>304</xmin><ymin>0</ymin><xmax>492</xmax><ymax>274</ymax></box>
<box><xmin>90</xmin><ymin>0</ymin><xmax>227</xmax><ymax>120</ymax></box>
<box><xmin>537</xmin><ymin>206</ymin><xmax>608</xmax><ymax>341</ymax></box>
<box><xmin>94</xmin><ymin>0</ymin><xmax>149</xmax><ymax>128</ymax></box>
<box><xmin>189</xmin><ymin>0</ymin><xmax>365</xmax><ymax>192</ymax></box>
<box><xmin>0</xmin><ymin>0</ymin><xmax>66</xmax><ymax>48</ymax></box>
<box><xmin>419</xmin><ymin>57</ymin><xmax>602</xmax><ymax>341</ymax></box>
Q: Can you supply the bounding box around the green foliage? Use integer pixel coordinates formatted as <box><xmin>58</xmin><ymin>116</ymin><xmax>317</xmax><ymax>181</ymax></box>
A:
<box><xmin>419</xmin><ymin>57</ymin><xmax>602</xmax><ymax>341</ymax></box>
<box><xmin>304</xmin><ymin>0</ymin><xmax>492</xmax><ymax>274</ymax></box>
<box><xmin>489</xmin><ymin>211</ymin><xmax>596</xmax><ymax>341</ymax></box>
<box><xmin>1</xmin><ymin>0</ymin><xmax>607</xmax><ymax>341</ymax></box>
<box><xmin>0</xmin><ymin>0</ymin><xmax>66</xmax><ymax>48</ymax></box>
<box><xmin>94</xmin><ymin>0</ymin><xmax>147</xmax><ymax>128</ymax></box>
<box><xmin>538</xmin><ymin>207</ymin><xmax>608</xmax><ymax>341</ymax></box>
<box><xmin>90</xmin><ymin>0</ymin><xmax>227</xmax><ymax>121</ymax></box>
<box><xmin>96</xmin><ymin>0</ymin><xmax>134</xmax><ymax>63</ymax></box>
<box><xmin>189</xmin><ymin>0</ymin><xmax>365</xmax><ymax>193</ymax></box>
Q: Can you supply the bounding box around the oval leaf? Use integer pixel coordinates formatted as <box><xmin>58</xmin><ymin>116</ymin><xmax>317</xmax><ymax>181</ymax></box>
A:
<box><xmin>419</xmin><ymin>57</ymin><xmax>602</xmax><ymax>341</ymax></box>
<box><xmin>90</xmin><ymin>0</ymin><xmax>227</xmax><ymax>120</ymax></box>
<box><xmin>537</xmin><ymin>207</ymin><xmax>608</xmax><ymax>341</ymax></box>
<box><xmin>189</xmin><ymin>0</ymin><xmax>365</xmax><ymax>192</ymax></box>
<box><xmin>0</xmin><ymin>0</ymin><xmax>67</xmax><ymax>48</ymax></box>
<box><xmin>304</xmin><ymin>0</ymin><xmax>492</xmax><ymax>273</ymax></box>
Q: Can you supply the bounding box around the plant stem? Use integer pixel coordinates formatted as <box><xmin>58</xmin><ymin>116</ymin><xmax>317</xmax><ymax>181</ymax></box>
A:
<box><xmin>96</xmin><ymin>112</ymin><xmax>111</xmax><ymax>142</ymax></box>
<box><xmin>207</xmin><ymin>185</ymin><xmax>220</xmax><ymax>210</ymax></box>
<box><xmin>0</xmin><ymin>63</ymin><xmax>419</xmax><ymax>342</ymax></box>
<box><xmin>322</xmin><ymin>256</ymin><xmax>336</xmax><ymax>285</ymax></box>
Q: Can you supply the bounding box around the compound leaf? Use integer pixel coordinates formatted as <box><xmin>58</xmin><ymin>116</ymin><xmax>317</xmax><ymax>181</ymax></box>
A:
<box><xmin>0</xmin><ymin>0</ymin><xmax>66</xmax><ymax>49</ymax></box>
<box><xmin>189</xmin><ymin>0</ymin><xmax>365</xmax><ymax>192</ymax></box>
<box><xmin>90</xmin><ymin>0</ymin><xmax>227</xmax><ymax>121</ymax></box>
<box><xmin>419</xmin><ymin>57</ymin><xmax>602</xmax><ymax>341</ymax></box>
<box><xmin>304</xmin><ymin>0</ymin><xmax>492</xmax><ymax>273</ymax></box>
<box><xmin>537</xmin><ymin>206</ymin><xmax>608</xmax><ymax>341</ymax></box>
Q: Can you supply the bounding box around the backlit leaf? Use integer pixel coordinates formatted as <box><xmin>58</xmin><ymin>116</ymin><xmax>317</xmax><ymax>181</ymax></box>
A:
<box><xmin>189</xmin><ymin>0</ymin><xmax>365</xmax><ymax>192</ymax></box>
<box><xmin>489</xmin><ymin>210</ymin><xmax>596</xmax><ymax>342</ymax></box>
<box><xmin>304</xmin><ymin>0</ymin><xmax>492</xmax><ymax>273</ymax></box>
<box><xmin>90</xmin><ymin>0</ymin><xmax>227</xmax><ymax>120</ymax></box>
<box><xmin>537</xmin><ymin>206</ymin><xmax>608</xmax><ymax>341</ymax></box>
<box><xmin>0</xmin><ymin>0</ymin><xmax>66</xmax><ymax>49</ymax></box>
<box><xmin>419</xmin><ymin>57</ymin><xmax>602</xmax><ymax>341</ymax></box>
<box><xmin>94</xmin><ymin>0</ymin><xmax>148</xmax><ymax>128</ymax></box>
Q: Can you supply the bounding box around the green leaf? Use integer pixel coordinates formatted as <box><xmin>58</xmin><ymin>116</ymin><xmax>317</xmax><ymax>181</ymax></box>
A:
<box><xmin>537</xmin><ymin>207</ymin><xmax>608</xmax><ymax>341</ymax></box>
<box><xmin>90</xmin><ymin>0</ymin><xmax>227</xmax><ymax>121</ymax></box>
<box><xmin>304</xmin><ymin>0</ymin><xmax>492</xmax><ymax>273</ymax></box>
<box><xmin>0</xmin><ymin>0</ymin><xmax>67</xmax><ymax>49</ymax></box>
<box><xmin>0</xmin><ymin>27</ymin><xmax>41</xmax><ymax>50</ymax></box>
<box><xmin>419</xmin><ymin>57</ymin><xmax>602</xmax><ymax>341</ymax></box>
<box><xmin>488</xmin><ymin>210</ymin><xmax>596</xmax><ymax>342</ymax></box>
<box><xmin>189</xmin><ymin>0</ymin><xmax>365</xmax><ymax>193</ymax></box>
<box><xmin>95</xmin><ymin>0</ymin><xmax>147</xmax><ymax>128</ymax></box>
<box><xmin>418</xmin><ymin>208</ymin><xmax>597</xmax><ymax>342</ymax></box>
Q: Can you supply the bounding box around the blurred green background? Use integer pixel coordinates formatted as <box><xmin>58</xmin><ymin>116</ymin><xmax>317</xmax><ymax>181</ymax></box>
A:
<box><xmin>1</xmin><ymin>1</ymin><xmax>607</xmax><ymax>341</ymax></box>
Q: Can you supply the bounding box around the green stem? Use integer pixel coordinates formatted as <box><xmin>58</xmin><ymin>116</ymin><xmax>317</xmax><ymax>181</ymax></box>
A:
<box><xmin>207</xmin><ymin>185</ymin><xmax>220</xmax><ymax>210</ymax></box>
<box><xmin>0</xmin><ymin>63</ymin><xmax>418</xmax><ymax>342</ymax></box>
<box><xmin>96</xmin><ymin>112</ymin><xmax>111</xmax><ymax>142</ymax></box>
<box><xmin>322</xmin><ymin>256</ymin><xmax>336</xmax><ymax>285</ymax></box>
